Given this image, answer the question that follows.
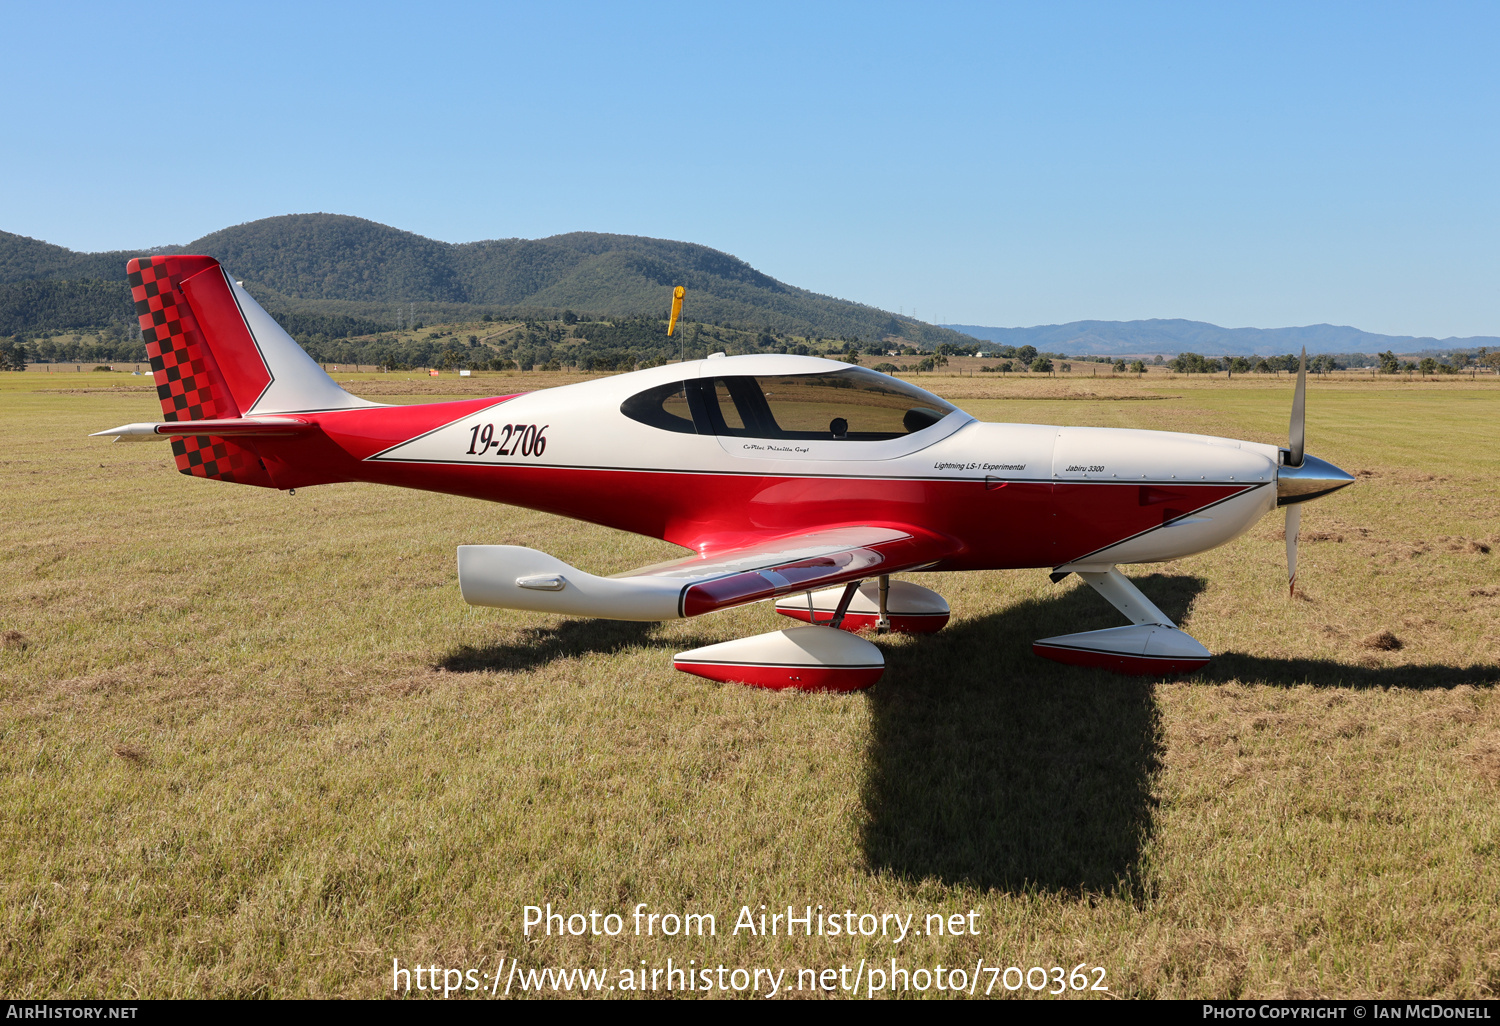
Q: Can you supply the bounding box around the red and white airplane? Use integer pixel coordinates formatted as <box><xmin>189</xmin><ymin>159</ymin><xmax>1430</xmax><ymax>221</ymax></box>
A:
<box><xmin>96</xmin><ymin>255</ymin><xmax>1353</xmax><ymax>690</ymax></box>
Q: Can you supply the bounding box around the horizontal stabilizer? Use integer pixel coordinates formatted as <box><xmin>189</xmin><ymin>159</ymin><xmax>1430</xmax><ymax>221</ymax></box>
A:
<box><xmin>91</xmin><ymin>418</ymin><xmax>313</xmax><ymax>443</ymax></box>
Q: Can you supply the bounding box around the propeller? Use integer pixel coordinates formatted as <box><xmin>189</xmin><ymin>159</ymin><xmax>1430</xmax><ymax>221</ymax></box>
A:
<box><xmin>1286</xmin><ymin>502</ymin><xmax>1301</xmax><ymax>598</ymax></box>
<box><xmin>1286</xmin><ymin>348</ymin><xmax>1306</xmax><ymax>597</ymax></box>
<box><xmin>1276</xmin><ymin>348</ymin><xmax>1354</xmax><ymax>597</ymax></box>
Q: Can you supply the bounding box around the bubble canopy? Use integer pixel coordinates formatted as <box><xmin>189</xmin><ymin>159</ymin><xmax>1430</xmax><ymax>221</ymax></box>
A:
<box><xmin>621</xmin><ymin>367</ymin><xmax>959</xmax><ymax>441</ymax></box>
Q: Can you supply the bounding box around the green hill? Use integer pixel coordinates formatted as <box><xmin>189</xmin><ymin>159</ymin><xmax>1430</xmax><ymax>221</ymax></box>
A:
<box><xmin>0</xmin><ymin>215</ymin><xmax>971</xmax><ymax>347</ymax></box>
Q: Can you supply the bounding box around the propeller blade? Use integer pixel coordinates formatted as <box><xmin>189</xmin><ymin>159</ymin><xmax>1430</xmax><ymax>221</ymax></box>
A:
<box><xmin>1286</xmin><ymin>502</ymin><xmax>1302</xmax><ymax>598</ymax></box>
<box><xmin>1288</xmin><ymin>347</ymin><xmax>1307</xmax><ymax>467</ymax></box>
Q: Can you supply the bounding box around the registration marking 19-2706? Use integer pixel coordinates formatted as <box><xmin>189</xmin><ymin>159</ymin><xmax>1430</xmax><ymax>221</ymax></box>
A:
<box><xmin>466</xmin><ymin>423</ymin><xmax>549</xmax><ymax>458</ymax></box>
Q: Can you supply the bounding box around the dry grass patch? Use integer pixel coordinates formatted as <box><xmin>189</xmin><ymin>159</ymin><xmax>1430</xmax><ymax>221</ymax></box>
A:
<box><xmin>1360</xmin><ymin>631</ymin><xmax>1404</xmax><ymax>651</ymax></box>
<box><xmin>1464</xmin><ymin>735</ymin><xmax>1500</xmax><ymax>785</ymax></box>
<box><xmin>2</xmin><ymin>371</ymin><xmax>1498</xmax><ymax>999</ymax></box>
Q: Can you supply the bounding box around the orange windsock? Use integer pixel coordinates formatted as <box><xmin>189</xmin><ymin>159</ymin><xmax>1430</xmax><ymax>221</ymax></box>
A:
<box><xmin>667</xmin><ymin>286</ymin><xmax>685</xmax><ymax>337</ymax></box>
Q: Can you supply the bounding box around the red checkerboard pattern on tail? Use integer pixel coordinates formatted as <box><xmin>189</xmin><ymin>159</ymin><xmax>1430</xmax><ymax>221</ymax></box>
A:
<box><xmin>127</xmin><ymin>256</ymin><xmax>274</xmax><ymax>487</ymax></box>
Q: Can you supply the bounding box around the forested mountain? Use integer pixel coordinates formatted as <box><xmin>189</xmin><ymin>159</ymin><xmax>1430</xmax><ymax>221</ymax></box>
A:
<box><xmin>0</xmin><ymin>279</ymin><xmax>133</xmax><ymax>333</ymax></box>
<box><xmin>946</xmin><ymin>318</ymin><xmax>1500</xmax><ymax>357</ymax></box>
<box><xmin>0</xmin><ymin>216</ymin><xmax>969</xmax><ymax>346</ymax></box>
<box><xmin>0</xmin><ymin>232</ymin><xmax>147</xmax><ymax>284</ymax></box>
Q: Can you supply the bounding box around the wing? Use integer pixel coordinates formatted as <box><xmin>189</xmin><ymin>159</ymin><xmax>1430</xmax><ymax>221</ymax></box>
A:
<box><xmin>457</xmin><ymin>526</ymin><xmax>959</xmax><ymax>621</ymax></box>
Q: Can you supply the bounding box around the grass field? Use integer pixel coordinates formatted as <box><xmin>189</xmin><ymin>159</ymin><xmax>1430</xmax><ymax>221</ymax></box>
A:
<box><xmin>2</xmin><ymin>368</ymin><xmax>1497</xmax><ymax>999</ymax></box>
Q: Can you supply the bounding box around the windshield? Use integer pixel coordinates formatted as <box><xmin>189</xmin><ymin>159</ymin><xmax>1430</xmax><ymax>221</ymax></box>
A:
<box><xmin>621</xmin><ymin>367</ymin><xmax>957</xmax><ymax>440</ymax></box>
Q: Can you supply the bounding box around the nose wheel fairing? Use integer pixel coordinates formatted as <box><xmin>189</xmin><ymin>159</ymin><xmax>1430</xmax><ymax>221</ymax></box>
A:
<box><xmin>1032</xmin><ymin>566</ymin><xmax>1210</xmax><ymax>676</ymax></box>
<box><xmin>1032</xmin><ymin>624</ymin><xmax>1210</xmax><ymax>676</ymax></box>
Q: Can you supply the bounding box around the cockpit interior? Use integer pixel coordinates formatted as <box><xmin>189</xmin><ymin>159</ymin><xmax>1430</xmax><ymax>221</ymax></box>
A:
<box><xmin>621</xmin><ymin>367</ymin><xmax>957</xmax><ymax>441</ymax></box>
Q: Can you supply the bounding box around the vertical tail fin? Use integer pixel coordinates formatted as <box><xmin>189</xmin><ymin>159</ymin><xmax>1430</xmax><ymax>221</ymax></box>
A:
<box><xmin>130</xmin><ymin>255</ymin><xmax>269</xmax><ymax>484</ymax></box>
<box><xmin>127</xmin><ymin>255</ymin><xmax>379</xmax><ymax>486</ymax></box>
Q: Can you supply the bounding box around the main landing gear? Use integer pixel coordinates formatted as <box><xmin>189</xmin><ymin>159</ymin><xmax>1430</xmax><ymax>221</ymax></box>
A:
<box><xmin>772</xmin><ymin>576</ymin><xmax>951</xmax><ymax>634</ymax></box>
<box><xmin>672</xmin><ymin>566</ymin><xmax>1208</xmax><ymax>692</ymax></box>
<box><xmin>672</xmin><ymin>575</ymin><xmax>950</xmax><ymax>692</ymax></box>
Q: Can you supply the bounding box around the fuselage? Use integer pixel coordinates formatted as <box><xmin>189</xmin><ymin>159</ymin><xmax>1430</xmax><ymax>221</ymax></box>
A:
<box><xmin>241</xmin><ymin>355</ymin><xmax>1285</xmax><ymax>572</ymax></box>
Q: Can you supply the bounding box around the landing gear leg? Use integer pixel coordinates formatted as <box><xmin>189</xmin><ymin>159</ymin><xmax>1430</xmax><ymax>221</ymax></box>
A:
<box><xmin>876</xmin><ymin>575</ymin><xmax>891</xmax><ymax>635</ymax></box>
<box><xmin>828</xmin><ymin>580</ymin><xmax>862</xmax><ymax>630</ymax></box>
<box><xmin>1073</xmin><ymin>566</ymin><xmax>1174</xmax><ymax>627</ymax></box>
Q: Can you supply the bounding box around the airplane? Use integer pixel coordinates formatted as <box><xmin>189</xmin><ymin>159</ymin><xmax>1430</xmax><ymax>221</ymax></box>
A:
<box><xmin>95</xmin><ymin>255</ymin><xmax>1354</xmax><ymax>691</ymax></box>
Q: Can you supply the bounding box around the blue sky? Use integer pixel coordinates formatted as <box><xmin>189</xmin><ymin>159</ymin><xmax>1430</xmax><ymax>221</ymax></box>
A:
<box><xmin>2</xmin><ymin>2</ymin><xmax>1496</xmax><ymax>336</ymax></box>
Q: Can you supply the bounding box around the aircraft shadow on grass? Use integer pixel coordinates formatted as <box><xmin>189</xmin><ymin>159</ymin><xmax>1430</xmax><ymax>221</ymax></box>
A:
<box><xmin>440</xmin><ymin>618</ymin><xmax>668</xmax><ymax>673</ymax></box>
<box><xmin>863</xmin><ymin>573</ymin><xmax>1498</xmax><ymax>896</ymax></box>
<box><xmin>861</xmin><ymin>573</ymin><xmax>1198</xmax><ymax>898</ymax></box>
<box><xmin>1200</xmin><ymin>652</ymin><xmax>1500</xmax><ymax>690</ymax></box>
<box><xmin>437</xmin><ymin>574</ymin><xmax>1496</xmax><ymax>896</ymax></box>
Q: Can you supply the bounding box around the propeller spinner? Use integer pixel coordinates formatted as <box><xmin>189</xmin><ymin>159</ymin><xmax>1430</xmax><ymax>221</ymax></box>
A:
<box><xmin>1278</xmin><ymin>348</ymin><xmax>1355</xmax><ymax>596</ymax></box>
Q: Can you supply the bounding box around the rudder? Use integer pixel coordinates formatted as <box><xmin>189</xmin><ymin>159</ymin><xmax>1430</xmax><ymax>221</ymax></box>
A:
<box><xmin>127</xmin><ymin>255</ymin><xmax>380</xmax><ymax>487</ymax></box>
<box><xmin>128</xmin><ymin>255</ymin><xmax>273</xmax><ymax>485</ymax></box>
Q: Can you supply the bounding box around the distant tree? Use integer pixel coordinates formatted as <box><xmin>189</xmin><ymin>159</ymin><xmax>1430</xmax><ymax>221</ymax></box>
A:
<box><xmin>1168</xmin><ymin>352</ymin><xmax>1220</xmax><ymax>374</ymax></box>
<box><xmin>562</xmin><ymin>310</ymin><xmax>578</xmax><ymax>325</ymax></box>
<box><xmin>1152</xmin><ymin>355</ymin><xmax>1165</xmax><ymax>366</ymax></box>
<box><xmin>1113</xmin><ymin>359</ymin><xmax>1127</xmax><ymax>373</ymax></box>
<box><xmin>1229</xmin><ymin>356</ymin><xmax>1252</xmax><ymax>374</ymax></box>
<box><xmin>1377</xmin><ymin>350</ymin><xmax>1401</xmax><ymax>374</ymax></box>
<box><xmin>1000</xmin><ymin>360</ymin><xmax>1014</xmax><ymax>373</ymax></box>
<box><xmin>1130</xmin><ymin>360</ymin><xmax>1146</xmax><ymax>374</ymax></box>
<box><xmin>1419</xmin><ymin>357</ymin><xmax>1438</xmax><ymax>376</ymax></box>
<box><xmin>1017</xmin><ymin>345</ymin><xmax>1038</xmax><ymax>367</ymax></box>
<box><xmin>2</xmin><ymin>336</ymin><xmax>27</xmax><ymax>371</ymax></box>
<box><xmin>1032</xmin><ymin>357</ymin><xmax>1054</xmax><ymax>373</ymax></box>
<box><xmin>936</xmin><ymin>342</ymin><xmax>978</xmax><ymax>357</ymax></box>
<box><xmin>1059</xmin><ymin>362</ymin><xmax>1071</xmax><ymax>373</ymax></box>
